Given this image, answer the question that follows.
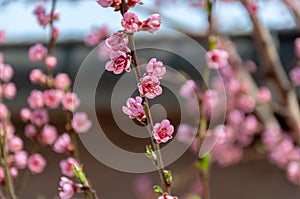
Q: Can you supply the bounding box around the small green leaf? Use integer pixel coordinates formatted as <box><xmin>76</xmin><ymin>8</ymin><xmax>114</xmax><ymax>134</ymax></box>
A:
<box><xmin>73</xmin><ymin>164</ymin><xmax>88</xmax><ymax>186</ymax></box>
<box><xmin>163</xmin><ymin>170</ymin><xmax>172</xmax><ymax>185</ymax></box>
<box><xmin>196</xmin><ymin>154</ymin><xmax>211</xmax><ymax>172</ymax></box>
<box><xmin>145</xmin><ymin>145</ymin><xmax>157</xmax><ymax>161</ymax></box>
<box><xmin>189</xmin><ymin>194</ymin><xmax>202</xmax><ymax>199</ymax></box>
<box><xmin>153</xmin><ymin>185</ymin><xmax>163</xmax><ymax>195</ymax></box>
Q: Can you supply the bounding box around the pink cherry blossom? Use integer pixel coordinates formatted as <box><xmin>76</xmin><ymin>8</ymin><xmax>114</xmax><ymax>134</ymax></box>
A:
<box><xmin>295</xmin><ymin>38</ymin><xmax>300</xmax><ymax>58</ymax></box>
<box><xmin>14</xmin><ymin>150</ymin><xmax>28</xmax><ymax>169</ymax></box>
<box><xmin>52</xmin><ymin>26</ymin><xmax>60</xmax><ymax>39</ymax></box>
<box><xmin>213</xmin><ymin>125</ymin><xmax>235</xmax><ymax>146</ymax></box>
<box><xmin>227</xmin><ymin>109</ymin><xmax>244</xmax><ymax>126</ymax></box>
<box><xmin>242</xmin><ymin>115</ymin><xmax>259</xmax><ymax>135</ymax></box>
<box><xmin>0</xmin><ymin>64</ymin><xmax>14</xmax><ymax>82</ymax></box>
<box><xmin>212</xmin><ymin>145</ymin><xmax>243</xmax><ymax>166</ymax></box>
<box><xmin>206</xmin><ymin>49</ymin><xmax>229</xmax><ymax>69</ymax></box>
<box><xmin>20</xmin><ymin>108</ymin><xmax>32</xmax><ymax>122</ymax></box>
<box><xmin>71</xmin><ymin>112</ymin><xmax>92</xmax><ymax>133</ymax></box>
<box><xmin>127</xmin><ymin>0</ymin><xmax>143</xmax><ymax>8</ymax></box>
<box><xmin>31</xmin><ymin>109</ymin><xmax>49</xmax><ymax>127</ymax></box>
<box><xmin>138</xmin><ymin>75</ymin><xmax>162</xmax><ymax>99</ymax></box>
<box><xmin>0</xmin><ymin>30</ymin><xmax>5</xmax><ymax>44</ymax></box>
<box><xmin>8</xmin><ymin>136</ymin><xmax>23</xmax><ymax>153</ymax></box>
<box><xmin>96</xmin><ymin>0</ymin><xmax>114</xmax><ymax>7</ymax></box>
<box><xmin>289</xmin><ymin>67</ymin><xmax>300</xmax><ymax>86</ymax></box>
<box><xmin>121</xmin><ymin>12</ymin><xmax>141</xmax><ymax>33</ymax></box>
<box><xmin>269</xmin><ymin>136</ymin><xmax>294</xmax><ymax>168</ymax></box>
<box><xmin>62</xmin><ymin>92</ymin><xmax>80</xmax><ymax>112</ymax></box>
<box><xmin>105</xmin><ymin>51</ymin><xmax>131</xmax><ymax>74</ymax></box>
<box><xmin>287</xmin><ymin>161</ymin><xmax>300</xmax><ymax>185</ymax></box>
<box><xmin>45</xmin><ymin>55</ymin><xmax>57</xmax><ymax>69</ymax></box>
<box><xmin>179</xmin><ymin>80</ymin><xmax>197</xmax><ymax>98</ymax></box>
<box><xmin>262</xmin><ymin>125</ymin><xmax>282</xmax><ymax>150</ymax></box>
<box><xmin>122</xmin><ymin>96</ymin><xmax>145</xmax><ymax>121</ymax></box>
<box><xmin>43</xmin><ymin>89</ymin><xmax>61</xmax><ymax>109</ymax></box>
<box><xmin>3</xmin><ymin>83</ymin><xmax>17</xmax><ymax>100</ymax></box>
<box><xmin>176</xmin><ymin>124</ymin><xmax>197</xmax><ymax>144</ymax></box>
<box><xmin>53</xmin><ymin>133</ymin><xmax>73</xmax><ymax>153</ymax></box>
<box><xmin>141</xmin><ymin>14</ymin><xmax>162</xmax><ymax>33</ymax></box>
<box><xmin>28</xmin><ymin>43</ymin><xmax>47</xmax><ymax>62</ymax></box>
<box><xmin>25</xmin><ymin>124</ymin><xmax>38</xmax><ymax>139</ymax></box>
<box><xmin>29</xmin><ymin>69</ymin><xmax>46</xmax><ymax>84</ymax></box>
<box><xmin>9</xmin><ymin>167</ymin><xmax>18</xmax><ymax>179</ymax></box>
<box><xmin>257</xmin><ymin>87</ymin><xmax>272</xmax><ymax>103</ymax></box>
<box><xmin>33</xmin><ymin>5</ymin><xmax>45</xmax><ymax>16</ymax></box>
<box><xmin>59</xmin><ymin>157</ymin><xmax>79</xmax><ymax>177</ymax></box>
<box><xmin>153</xmin><ymin>119</ymin><xmax>174</xmax><ymax>143</ymax></box>
<box><xmin>237</xmin><ymin>95</ymin><xmax>255</xmax><ymax>113</ymax></box>
<box><xmin>28</xmin><ymin>153</ymin><xmax>47</xmax><ymax>174</ymax></box>
<box><xmin>28</xmin><ymin>90</ymin><xmax>44</xmax><ymax>109</ymax></box>
<box><xmin>54</xmin><ymin>73</ymin><xmax>72</xmax><ymax>89</ymax></box>
<box><xmin>105</xmin><ymin>31</ymin><xmax>128</xmax><ymax>52</ymax></box>
<box><xmin>0</xmin><ymin>103</ymin><xmax>9</xmax><ymax>119</ymax></box>
<box><xmin>59</xmin><ymin>177</ymin><xmax>76</xmax><ymax>199</ymax></box>
<box><xmin>246</xmin><ymin>1</ymin><xmax>258</xmax><ymax>15</ymax></box>
<box><xmin>158</xmin><ymin>193</ymin><xmax>178</xmax><ymax>199</ymax></box>
<box><xmin>41</xmin><ymin>124</ymin><xmax>58</xmax><ymax>145</ymax></box>
<box><xmin>0</xmin><ymin>53</ymin><xmax>3</xmax><ymax>64</ymax></box>
<box><xmin>146</xmin><ymin>58</ymin><xmax>165</xmax><ymax>78</ymax></box>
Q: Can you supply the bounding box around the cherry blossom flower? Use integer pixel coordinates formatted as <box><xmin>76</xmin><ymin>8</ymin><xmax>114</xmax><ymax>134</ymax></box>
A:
<box><xmin>0</xmin><ymin>64</ymin><xmax>14</xmax><ymax>82</ymax></box>
<box><xmin>289</xmin><ymin>67</ymin><xmax>300</xmax><ymax>86</ymax></box>
<box><xmin>29</xmin><ymin>69</ymin><xmax>46</xmax><ymax>85</ymax></box>
<box><xmin>122</xmin><ymin>96</ymin><xmax>145</xmax><ymax>121</ymax></box>
<box><xmin>20</xmin><ymin>108</ymin><xmax>32</xmax><ymax>122</ymax></box>
<box><xmin>105</xmin><ymin>31</ymin><xmax>128</xmax><ymax>52</ymax></box>
<box><xmin>14</xmin><ymin>150</ymin><xmax>28</xmax><ymax>169</ymax></box>
<box><xmin>141</xmin><ymin>14</ymin><xmax>162</xmax><ymax>33</ymax></box>
<box><xmin>138</xmin><ymin>75</ymin><xmax>162</xmax><ymax>99</ymax></box>
<box><xmin>84</xmin><ymin>26</ymin><xmax>109</xmax><ymax>46</ymax></box>
<box><xmin>0</xmin><ymin>53</ymin><xmax>3</xmax><ymax>64</ymax></box>
<box><xmin>28</xmin><ymin>153</ymin><xmax>47</xmax><ymax>174</ymax></box>
<box><xmin>152</xmin><ymin>119</ymin><xmax>174</xmax><ymax>143</ymax></box>
<box><xmin>96</xmin><ymin>0</ymin><xmax>114</xmax><ymax>7</ymax></box>
<box><xmin>121</xmin><ymin>12</ymin><xmax>141</xmax><ymax>33</ymax></box>
<box><xmin>28</xmin><ymin>43</ymin><xmax>47</xmax><ymax>62</ymax></box>
<box><xmin>33</xmin><ymin>5</ymin><xmax>45</xmax><ymax>16</ymax></box>
<box><xmin>287</xmin><ymin>161</ymin><xmax>300</xmax><ymax>185</ymax></box>
<box><xmin>158</xmin><ymin>193</ymin><xmax>178</xmax><ymax>199</ymax></box>
<box><xmin>257</xmin><ymin>87</ymin><xmax>272</xmax><ymax>103</ymax></box>
<box><xmin>24</xmin><ymin>124</ymin><xmax>38</xmax><ymax>139</ymax></box>
<box><xmin>146</xmin><ymin>58</ymin><xmax>165</xmax><ymax>78</ymax></box>
<box><xmin>59</xmin><ymin>157</ymin><xmax>79</xmax><ymax>177</ymax></box>
<box><xmin>41</xmin><ymin>124</ymin><xmax>58</xmax><ymax>145</ymax></box>
<box><xmin>28</xmin><ymin>90</ymin><xmax>44</xmax><ymax>109</ymax></box>
<box><xmin>3</xmin><ymin>83</ymin><xmax>17</xmax><ymax>100</ymax></box>
<box><xmin>206</xmin><ymin>49</ymin><xmax>229</xmax><ymax>69</ymax></box>
<box><xmin>59</xmin><ymin>177</ymin><xmax>76</xmax><ymax>199</ymax></box>
<box><xmin>45</xmin><ymin>55</ymin><xmax>57</xmax><ymax>69</ymax></box>
<box><xmin>8</xmin><ymin>136</ymin><xmax>23</xmax><ymax>153</ymax></box>
<box><xmin>54</xmin><ymin>73</ymin><xmax>72</xmax><ymax>89</ymax></box>
<box><xmin>0</xmin><ymin>103</ymin><xmax>9</xmax><ymax>120</ymax></box>
<box><xmin>71</xmin><ymin>112</ymin><xmax>92</xmax><ymax>133</ymax></box>
<box><xmin>176</xmin><ymin>124</ymin><xmax>197</xmax><ymax>144</ymax></box>
<box><xmin>105</xmin><ymin>51</ymin><xmax>131</xmax><ymax>74</ymax></box>
<box><xmin>31</xmin><ymin>109</ymin><xmax>49</xmax><ymax>127</ymax></box>
<box><xmin>246</xmin><ymin>1</ymin><xmax>258</xmax><ymax>15</ymax></box>
<box><xmin>53</xmin><ymin>133</ymin><xmax>73</xmax><ymax>153</ymax></box>
<box><xmin>0</xmin><ymin>30</ymin><xmax>5</xmax><ymax>44</ymax></box>
<box><xmin>127</xmin><ymin>0</ymin><xmax>143</xmax><ymax>8</ymax></box>
<box><xmin>62</xmin><ymin>92</ymin><xmax>80</xmax><ymax>112</ymax></box>
<box><xmin>43</xmin><ymin>89</ymin><xmax>61</xmax><ymax>109</ymax></box>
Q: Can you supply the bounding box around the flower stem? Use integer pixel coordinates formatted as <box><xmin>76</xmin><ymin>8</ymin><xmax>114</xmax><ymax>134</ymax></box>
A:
<box><xmin>0</xmin><ymin>128</ymin><xmax>17</xmax><ymax>199</ymax></box>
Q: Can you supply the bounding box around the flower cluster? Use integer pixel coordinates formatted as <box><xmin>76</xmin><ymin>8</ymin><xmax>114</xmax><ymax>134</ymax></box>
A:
<box><xmin>84</xmin><ymin>25</ymin><xmax>110</xmax><ymax>47</ymax></box>
<box><xmin>96</xmin><ymin>0</ymin><xmax>142</xmax><ymax>11</ymax></box>
<box><xmin>33</xmin><ymin>5</ymin><xmax>60</xmax><ymax>28</ymax></box>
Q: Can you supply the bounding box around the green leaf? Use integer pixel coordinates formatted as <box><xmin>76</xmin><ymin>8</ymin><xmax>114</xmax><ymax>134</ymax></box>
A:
<box><xmin>145</xmin><ymin>145</ymin><xmax>157</xmax><ymax>161</ymax></box>
<box><xmin>189</xmin><ymin>194</ymin><xmax>202</xmax><ymax>199</ymax></box>
<box><xmin>163</xmin><ymin>170</ymin><xmax>172</xmax><ymax>185</ymax></box>
<box><xmin>73</xmin><ymin>164</ymin><xmax>88</xmax><ymax>186</ymax></box>
<box><xmin>196</xmin><ymin>154</ymin><xmax>211</xmax><ymax>172</ymax></box>
<box><xmin>153</xmin><ymin>185</ymin><xmax>163</xmax><ymax>195</ymax></box>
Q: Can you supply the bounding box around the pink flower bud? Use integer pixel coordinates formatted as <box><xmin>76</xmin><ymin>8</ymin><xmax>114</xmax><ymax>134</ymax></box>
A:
<box><xmin>45</xmin><ymin>55</ymin><xmax>57</xmax><ymax>69</ymax></box>
<box><xmin>96</xmin><ymin>0</ymin><xmax>114</xmax><ymax>7</ymax></box>
<box><xmin>9</xmin><ymin>167</ymin><xmax>18</xmax><ymax>179</ymax></box>
<box><xmin>54</xmin><ymin>73</ymin><xmax>71</xmax><ymax>89</ymax></box>
<box><xmin>0</xmin><ymin>64</ymin><xmax>14</xmax><ymax>82</ymax></box>
<box><xmin>146</xmin><ymin>58</ymin><xmax>165</xmax><ymax>78</ymax></box>
<box><xmin>28</xmin><ymin>90</ymin><xmax>44</xmax><ymax>109</ymax></box>
<box><xmin>152</xmin><ymin>119</ymin><xmax>174</xmax><ymax>143</ymax></box>
<box><xmin>105</xmin><ymin>31</ymin><xmax>128</xmax><ymax>52</ymax></box>
<box><xmin>51</xmin><ymin>26</ymin><xmax>60</xmax><ymax>39</ymax></box>
<box><xmin>71</xmin><ymin>112</ymin><xmax>92</xmax><ymax>133</ymax></box>
<box><xmin>43</xmin><ymin>89</ymin><xmax>61</xmax><ymax>109</ymax></box>
<box><xmin>59</xmin><ymin>157</ymin><xmax>79</xmax><ymax>177</ymax></box>
<box><xmin>290</xmin><ymin>67</ymin><xmax>300</xmax><ymax>86</ymax></box>
<box><xmin>179</xmin><ymin>80</ymin><xmax>197</xmax><ymax>99</ymax></box>
<box><xmin>8</xmin><ymin>136</ymin><xmax>23</xmax><ymax>152</ymax></box>
<box><xmin>0</xmin><ymin>53</ymin><xmax>3</xmax><ymax>64</ymax></box>
<box><xmin>29</xmin><ymin>69</ymin><xmax>46</xmax><ymax>84</ymax></box>
<box><xmin>41</xmin><ymin>124</ymin><xmax>58</xmax><ymax>145</ymax></box>
<box><xmin>62</xmin><ymin>92</ymin><xmax>80</xmax><ymax>112</ymax></box>
<box><xmin>3</xmin><ymin>83</ymin><xmax>17</xmax><ymax>100</ymax></box>
<box><xmin>31</xmin><ymin>109</ymin><xmax>49</xmax><ymax>127</ymax></box>
<box><xmin>28</xmin><ymin>43</ymin><xmax>47</xmax><ymax>62</ymax></box>
<box><xmin>28</xmin><ymin>153</ymin><xmax>47</xmax><ymax>174</ymax></box>
<box><xmin>20</xmin><ymin>108</ymin><xmax>32</xmax><ymax>122</ymax></box>
<box><xmin>295</xmin><ymin>38</ymin><xmax>300</xmax><ymax>58</ymax></box>
<box><xmin>53</xmin><ymin>133</ymin><xmax>73</xmax><ymax>153</ymax></box>
<box><xmin>14</xmin><ymin>150</ymin><xmax>28</xmax><ymax>169</ymax></box>
<box><xmin>141</xmin><ymin>14</ymin><xmax>162</xmax><ymax>33</ymax></box>
<box><xmin>257</xmin><ymin>87</ymin><xmax>272</xmax><ymax>103</ymax></box>
<box><xmin>25</xmin><ymin>124</ymin><xmax>38</xmax><ymax>139</ymax></box>
<box><xmin>0</xmin><ymin>103</ymin><xmax>9</xmax><ymax>119</ymax></box>
<box><xmin>33</xmin><ymin>5</ymin><xmax>45</xmax><ymax>16</ymax></box>
<box><xmin>0</xmin><ymin>30</ymin><xmax>5</xmax><ymax>44</ymax></box>
<box><xmin>59</xmin><ymin>177</ymin><xmax>76</xmax><ymax>199</ymax></box>
<box><xmin>287</xmin><ymin>161</ymin><xmax>300</xmax><ymax>185</ymax></box>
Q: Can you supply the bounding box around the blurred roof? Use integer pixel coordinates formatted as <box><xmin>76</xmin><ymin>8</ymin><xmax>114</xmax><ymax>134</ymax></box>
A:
<box><xmin>0</xmin><ymin>0</ymin><xmax>297</xmax><ymax>43</ymax></box>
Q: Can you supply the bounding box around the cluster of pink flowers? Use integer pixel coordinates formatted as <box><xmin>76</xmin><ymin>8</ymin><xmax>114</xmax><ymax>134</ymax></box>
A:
<box><xmin>33</xmin><ymin>5</ymin><xmax>60</xmax><ymax>28</ymax></box>
<box><xmin>96</xmin><ymin>0</ymin><xmax>142</xmax><ymax>11</ymax></box>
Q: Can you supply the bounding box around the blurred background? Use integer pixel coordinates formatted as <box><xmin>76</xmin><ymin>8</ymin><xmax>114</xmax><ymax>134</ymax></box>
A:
<box><xmin>1</xmin><ymin>0</ymin><xmax>300</xmax><ymax>198</ymax></box>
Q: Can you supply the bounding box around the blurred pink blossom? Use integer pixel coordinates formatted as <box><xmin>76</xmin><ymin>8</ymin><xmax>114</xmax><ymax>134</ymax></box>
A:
<box><xmin>289</xmin><ymin>67</ymin><xmax>300</xmax><ymax>86</ymax></box>
<box><xmin>257</xmin><ymin>87</ymin><xmax>272</xmax><ymax>103</ymax></box>
<box><xmin>141</xmin><ymin>14</ymin><xmax>162</xmax><ymax>33</ymax></box>
<box><xmin>41</xmin><ymin>124</ymin><xmax>58</xmax><ymax>145</ymax></box>
<box><xmin>53</xmin><ymin>133</ymin><xmax>73</xmax><ymax>153</ymax></box>
<box><xmin>54</xmin><ymin>73</ymin><xmax>72</xmax><ymax>89</ymax></box>
<box><xmin>24</xmin><ymin>124</ymin><xmax>38</xmax><ymax>139</ymax></box>
<box><xmin>28</xmin><ymin>90</ymin><xmax>44</xmax><ymax>109</ymax></box>
<box><xmin>60</xmin><ymin>157</ymin><xmax>79</xmax><ymax>177</ymax></box>
<box><xmin>28</xmin><ymin>153</ymin><xmax>47</xmax><ymax>174</ymax></box>
<box><xmin>43</xmin><ymin>89</ymin><xmax>61</xmax><ymax>109</ymax></box>
<box><xmin>31</xmin><ymin>109</ymin><xmax>49</xmax><ymax>127</ymax></box>
<box><xmin>8</xmin><ymin>136</ymin><xmax>23</xmax><ymax>153</ymax></box>
<box><xmin>14</xmin><ymin>150</ymin><xmax>28</xmax><ymax>169</ymax></box>
<box><xmin>28</xmin><ymin>43</ymin><xmax>47</xmax><ymax>62</ymax></box>
<box><xmin>45</xmin><ymin>55</ymin><xmax>57</xmax><ymax>69</ymax></box>
<box><xmin>206</xmin><ymin>49</ymin><xmax>229</xmax><ymax>69</ymax></box>
<box><xmin>29</xmin><ymin>69</ymin><xmax>46</xmax><ymax>85</ymax></box>
<box><xmin>20</xmin><ymin>108</ymin><xmax>32</xmax><ymax>122</ymax></box>
<box><xmin>71</xmin><ymin>112</ymin><xmax>92</xmax><ymax>133</ymax></box>
<box><xmin>62</xmin><ymin>92</ymin><xmax>80</xmax><ymax>112</ymax></box>
<box><xmin>0</xmin><ymin>64</ymin><xmax>14</xmax><ymax>82</ymax></box>
<box><xmin>59</xmin><ymin>177</ymin><xmax>76</xmax><ymax>199</ymax></box>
